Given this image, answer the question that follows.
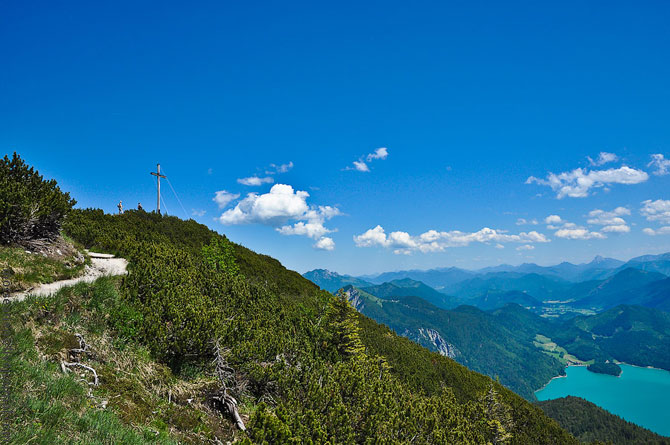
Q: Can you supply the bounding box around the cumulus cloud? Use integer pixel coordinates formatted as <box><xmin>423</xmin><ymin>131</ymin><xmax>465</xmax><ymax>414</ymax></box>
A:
<box><xmin>237</xmin><ymin>176</ymin><xmax>274</xmax><ymax>186</ymax></box>
<box><xmin>544</xmin><ymin>214</ymin><xmax>607</xmax><ymax>239</ymax></box>
<box><xmin>648</xmin><ymin>154</ymin><xmax>670</xmax><ymax>176</ymax></box>
<box><xmin>643</xmin><ymin>227</ymin><xmax>670</xmax><ymax>236</ymax></box>
<box><xmin>588</xmin><ymin>152</ymin><xmax>618</xmax><ymax>166</ymax></box>
<box><xmin>213</xmin><ymin>190</ymin><xmax>240</xmax><ymax>209</ymax></box>
<box><xmin>219</xmin><ymin>184</ymin><xmax>340</xmax><ymax>250</ymax></box>
<box><xmin>526</xmin><ymin>166</ymin><xmax>648</xmax><ymax>198</ymax></box>
<box><xmin>366</xmin><ymin>147</ymin><xmax>388</xmax><ymax>161</ymax></box>
<box><xmin>554</xmin><ymin>228</ymin><xmax>606</xmax><ymax>240</ymax></box>
<box><xmin>516</xmin><ymin>244</ymin><xmax>535</xmax><ymax>251</ymax></box>
<box><xmin>516</xmin><ymin>218</ymin><xmax>538</xmax><ymax>226</ymax></box>
<box><xmin>220</xmin><ymin>184</ymin><xmax>309</xmax><ymax>225</ymax></box>
<box><xmin>545</xmin><ymin>215</ymin><xmax>563</xmax><ymax>226</ymax></box>
<box><xmin>353</xmin><ymin>226</ymin><xmax>549</xmax><ymax>254</ymax></box>
<box><xmin>346</xmin><ymin>147</ymin><xmax>389</xmax><ymax>172</ymax></box>
<box><xmin>313</xmin><ymin>237</ymin><xmax>335</xmax><ymax>251</ymax></box>
<box><xmin>587</xmin><ymin>207</ymin><xmax>631</xmax><ymax>233</ymax></box>
<box><xmin>640</xmin><ymin>199</ymin><xmax>670</xmax><ymax>224</ymax></box>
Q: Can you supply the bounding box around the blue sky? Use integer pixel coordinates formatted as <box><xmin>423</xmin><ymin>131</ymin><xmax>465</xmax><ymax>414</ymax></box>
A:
<box><xmin>2</xmin><ymin>1</ymin><xmax>670</xmax><ymax>275</ymax></box>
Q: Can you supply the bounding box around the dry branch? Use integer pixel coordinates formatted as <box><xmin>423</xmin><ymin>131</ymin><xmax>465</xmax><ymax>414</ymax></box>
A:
<box><xmin>212</xmin><ymin>339</ymin><xmax>246</xmax><ymax>431</ymax></box>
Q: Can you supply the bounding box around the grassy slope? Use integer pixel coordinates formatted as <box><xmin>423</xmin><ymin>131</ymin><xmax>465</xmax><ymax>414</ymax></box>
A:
<box><xmin>0</xmin><ymin>241</ymin><xmax>88</xmax><ymax>292</ymax></box>
<box><xmin>2</xmin><ymin>209</ymin><xmax>577</xmax><ymax>443</ymax></box>
<box><xmin>3</xmin><ymin>277</ymin><xmax>244</xmax><ymax>444</ymax></box>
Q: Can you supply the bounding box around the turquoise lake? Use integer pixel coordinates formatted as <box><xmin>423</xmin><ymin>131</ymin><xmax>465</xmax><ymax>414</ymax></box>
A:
<box><xmin>535</xmin><ymin>364</ymin><xmax>670</xmax><ymax>437</ymax></box>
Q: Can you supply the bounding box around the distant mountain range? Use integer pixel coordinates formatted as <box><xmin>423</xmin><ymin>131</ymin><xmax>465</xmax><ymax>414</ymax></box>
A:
<box><xmin>360</xmin><ymin>278</ymin><xmax>460</xmax><ymax>309</ymax></box>
<box><xmin>302</xmin><ymin>269</ymin><xmax>373</xmax><ymax>293</ymax></box>
<box><xmin>303</xmin><ymin>252</ymin><xmax>670</xmax><ymax>314</ymax></box>
<box><xmin>303</xmin><ymin>254</ymin><xmax>670</xmax><ymax>401</ymax></box>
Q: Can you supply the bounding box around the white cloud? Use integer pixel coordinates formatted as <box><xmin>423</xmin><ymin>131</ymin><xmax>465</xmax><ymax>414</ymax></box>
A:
<box><xmin>516</xmin><ymin>218</ymin><xmax>538</xmax><ymax>226</ymax></box>
<box><xmin>587</xmin><ymin>207</ymin><xmax>630</xmax><ymax>233</ymax></box>
<box><xmin>219</xmin><ymin>184</ymin><xmax>340</xmax><ymax>250</ymax></box>
<box><xmin>353</xmin><ymin>225</ymin><xmax>389</xmax><ymax>248</ymax></box>
<box><xmin>346</xmin><ymin>147</ymin><xmax>389</xmax><ymax>172</ymax></box>
<box><xmin>588</xmin><ymin>152</ymin><xmax>618</xmax><ymax>166</ymax></box>
<box><xmin>640</xmin><ymin>199</ymin><xmax>670</xmax><ymax>224</ymax></box>
<box><xmin>544</xmin><ymin>213</ymin><xmax>609</xmax><ymax>239</ymax></box>
<box><xmin>352</xmin><ymin>160</ymin><xmax>370</xmax><ymax>172</ymax></box>
<box><xmin>237</xmin><ymin>176</ymin><xmax>275</xmax><ymax>186</ymax></box>
<box><xmin>267</xmin><ymin>161</ymin><xmax>294</xmax><ymax>174</ymax></box>
<box><xmin>213</xmin><ymin>190</ymin><xmax>240</xmax><ymax>209</ymax></box>
<box><xmin>554</xmin><ymin>228</ymin><xmax>606</xmax><ymax>240</ymax></box>
<box><xmin>648</xmin><ymin>154</ymin><xmax>670</xmax><ymax>176</ymax></box>
<box><xmin>366</xmin><ymin>147</ymin><xmax>388</xmax><ymax>161</ymax></box>
<box><xmin>601</xmin><ymin>224</ymin><xmax>630</xmax><ymax>233</ymax></box>
<box><xmin>545</xmin><ymin>215</ymin><xmax>563</xmax><ymax>225</ymax></box>
<box><xmin>313</xmin><ymin>237</ymin><xmax>335</xmax><ymax>251</ymax></box>
<box><xmin>219</xmin><ymin>184</ymin><xmax>310</xmax><ymax>225</ymax></box>
<box><xmin>527</xmin><ymin>166</ymin><xmax>648</xmax><ymax>198</ymax></box>
<box><xmin>191</xmin><ymin>209</ymin><xmax>206</xmax><ymax>217</ymax></box>
<box><xmin>277</xmin><ymin>221</ymin><xmax>332</xmax><ymax>239</ymax></box>
<box><xmin>643</xmin><ymin>227</ymin><xmax>670</xmax><ymax>236</ymax></box>
<box><xmin>516</xmin><ymin>244</ymin><xmax>535</xmax><ymax>251</ymax></box>
<box><xmin>353</xmin><ymin>225</ymin><xmax>549</xmax><ymax>254</ymax></box>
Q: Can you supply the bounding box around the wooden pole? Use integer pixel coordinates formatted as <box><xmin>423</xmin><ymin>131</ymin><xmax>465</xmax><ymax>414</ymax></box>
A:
<box><xmin>150</xmin><ymin>163</ymin><xmax>167</xmax><ymax>214</ymax></box>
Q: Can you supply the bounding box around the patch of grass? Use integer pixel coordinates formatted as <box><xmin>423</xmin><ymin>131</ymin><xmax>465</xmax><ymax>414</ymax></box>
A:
<box><xmin>0</xmin><ymin>244</ymin><xmax>87</xmax><ymax>292</ymax></box>
<box><xmin>3</xmin><ymin>277</ymin><xmax>247</xmax><ymax>444</ymax></box>
<box><xmin>534</xmin><ymin>334</ymin><xmax>585</xmax><ymax>365</ymax></box>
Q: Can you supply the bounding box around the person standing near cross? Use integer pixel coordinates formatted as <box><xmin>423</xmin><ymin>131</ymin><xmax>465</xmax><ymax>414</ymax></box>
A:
<box><xmin>117</xmin><ymin>200</ymin><xmax>123</xmax><ymax>214</ymax></box>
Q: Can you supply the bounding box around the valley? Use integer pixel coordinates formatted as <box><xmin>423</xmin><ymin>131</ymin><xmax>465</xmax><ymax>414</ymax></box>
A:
<box><xmin>304</xmin><ymin>260</ymin><xmax>670</xmax><ymax>407</ymax></box>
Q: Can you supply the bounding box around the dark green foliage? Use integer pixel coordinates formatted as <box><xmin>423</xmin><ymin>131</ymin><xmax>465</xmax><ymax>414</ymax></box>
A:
<box><xmin>587</xmin><ymin>361</ymin><xmax>621</xmax><ymax>376</ymax></box>
<box><xmin>202</xmin><ymin>236</ymin><xmax>239</xmax><ymax>276</ymax></box>
<box><xmin>345</xmin><ymin>286</ymin><xmax>564</xmax><ymax>399</ymax></box>
<box><xmin>538</xmin><ymin>396</ymin><xmax>670</xmax><ymax>444</ymax></box>
<box><xmin>0</xmin><ymin>153</ymin><xmax>76</xmax><ymax>244</ymax></box>
<box><xmin>550</xmin><ymin>305</ymin><xmax>670</xmax><ymax>371</ymax></box>
<box><xmin>59</xmin><ymin>208</ymin><xmax>578</xmax><ymax>443</ymax></box>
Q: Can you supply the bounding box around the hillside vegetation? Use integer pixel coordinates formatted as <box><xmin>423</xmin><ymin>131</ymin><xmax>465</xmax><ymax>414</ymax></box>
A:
<box><xmin>538</xmin><ymin>397</ymin><xmax>670</xmax><ymax>444</ymax></box>
<box><xmin>0</xmin><ymin>206</ymin><xmax>578</xmax><ymax>443</ymax></box>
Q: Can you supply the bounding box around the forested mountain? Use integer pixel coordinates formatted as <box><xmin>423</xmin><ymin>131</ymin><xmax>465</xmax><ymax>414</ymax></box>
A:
<box><xmin>557</xmin><ymin>305</ymin><xmax>670</xmax><ymax>370</ymax></box>
<box><xmin>302</xmin><ymin>268</ymin><xmax>373</xmax><ymax>293</ymax></box>
<box><xmin>360</xmin><ymin>278</ymin><xmax>460</xmax><ymax>309</ymax></box>
<box><xmin>366</xmin><ymin>266</ymin><xmax>476</xmax><ymax>288</ymax></box>
<box><xmin>307</xmin><ymin>253</ymin><xmax>670</xmax><ymax>314</ymax></box>
<box><xmin>471</xmin><ymin>290</ymin><xmax>542</xmax><ymax>311</ymax></box>
<box><xmin>538</xmin><ymin>396</ymin><xmax>670</xmax><ymax>444</ymax></box>
<box><xmin>574</xmin><ymin>268</ymin><xmax>667</xmax><ymax>310</ymax></box>
<box><xmin>443</xmin><ymin>272</ymin><xmax>571</xmax><ymax>301</ymax></box>
<box><xmin>342</xmin><ymin>286</ymin><xmax>565</xmax><ymax>399</ymax></box>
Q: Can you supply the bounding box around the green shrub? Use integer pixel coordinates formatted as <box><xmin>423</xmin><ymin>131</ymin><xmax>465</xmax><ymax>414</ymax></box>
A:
<box><xmin>0</xmin><ymin>153</ymin><xmax>76</xmax><ymax>245</ymax></box>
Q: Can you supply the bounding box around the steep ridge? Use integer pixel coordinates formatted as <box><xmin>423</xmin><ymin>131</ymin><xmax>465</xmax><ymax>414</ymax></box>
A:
<box><xmin>342</xmin><ymin>285</ymin><xmax>564</xmax><ymax>399</ymax></box>
<box><xmin>60</xmin><ymin>209</ymin><xmax>576</xmax><ymax>443</ymax></box>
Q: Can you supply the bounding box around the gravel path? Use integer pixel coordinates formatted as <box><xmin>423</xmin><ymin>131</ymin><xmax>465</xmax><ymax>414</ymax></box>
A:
<box><xmin>9</xmin><ymin>251</ymin><xmax>128</xmax><ymax>302</ymax></box>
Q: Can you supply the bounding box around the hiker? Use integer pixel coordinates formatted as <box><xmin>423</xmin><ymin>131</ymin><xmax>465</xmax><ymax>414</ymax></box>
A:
<box><xmin>117</xmin><ymin>200</ymin><xmax>123</xmax><ymax>214</ymax></box>
<box><xmin>137</xmin><ymin>202</ymin><xmax>143</xmax><ymax>211</ymax></box>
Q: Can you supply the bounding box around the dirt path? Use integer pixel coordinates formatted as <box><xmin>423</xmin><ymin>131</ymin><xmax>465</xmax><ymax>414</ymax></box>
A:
<box><xmin>9</xmin><ymin>251</ymin><xmax>128</xmax><ymax>302</ymax></box>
